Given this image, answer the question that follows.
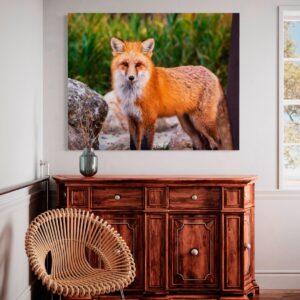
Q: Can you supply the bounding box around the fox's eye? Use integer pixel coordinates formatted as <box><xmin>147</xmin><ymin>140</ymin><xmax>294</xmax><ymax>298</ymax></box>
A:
<box><xmin>121</xmin><ymin>62</ymin><xmax>129</xmax><ymax>67</ymax></box>
<box><xmin>136</xmin><ymin>62</ymin><xmax>142</xmax><ymax>68</ymax></box>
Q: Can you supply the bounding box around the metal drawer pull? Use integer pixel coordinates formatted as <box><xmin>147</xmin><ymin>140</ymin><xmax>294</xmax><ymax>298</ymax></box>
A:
<box><xmin>114</xmin><ymin>194</ymin><xmax>121</xmax><ymax>200</ymax></box>
<box><xmin>190</xmin><ymin>248</ymin><xmax>199</xmax><ymax>256</ymax></box>
<box><xmin>191</xmin><ymin>194</ymin><xmax>198</xmax><ymax>201</ymax></box>
<box><xmin>244</xmin><ymin>243</ymin><xmax>251</xmax><ymax>250</ymax></box>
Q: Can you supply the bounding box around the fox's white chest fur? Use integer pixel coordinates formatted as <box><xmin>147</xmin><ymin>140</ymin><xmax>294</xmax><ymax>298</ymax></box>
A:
<box><xmin>114</xmin><ymin>70</ymin><xmax>150</xmax><ymax>120</ymax></box>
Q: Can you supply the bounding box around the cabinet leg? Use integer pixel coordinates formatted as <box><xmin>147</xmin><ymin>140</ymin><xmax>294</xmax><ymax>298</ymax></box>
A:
<box><xmin>253</xmin><ymin>280</ymin><xmax>260</xmax><ymax>295</ymax></box>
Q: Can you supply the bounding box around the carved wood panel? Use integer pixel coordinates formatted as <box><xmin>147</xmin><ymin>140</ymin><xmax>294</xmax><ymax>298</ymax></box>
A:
<box><xmin>145</xmin><ymin>214</ymin><xmax>167</xmax><ymax>291</ymax></box>
<box><xmin>92</xmin><ymin>212</ymin><xmax>144</xmax><ymax>290</ymax></box>
<box><xmin>146</xmin><ymin>187</ymin><xmax>167</xmax><ymax>208</ymax></box>
<box><xmin>224</xmin><ymin>188</ymin><xmax>242</xmax><ymax>208</ymax></box>
<box><xmin>170</xmin><ymin>214</ymin><xmax>218</xmax><ymax>288</ymax></box>
<box><xmin>224</xmin><ymin>214</ymin><xmax>242</xmax><ymax>290</ymax></box>
<box><xmin>68</xmin><ymin>186</ymin><xmax>89</xmax><ymax>208</ymax></box>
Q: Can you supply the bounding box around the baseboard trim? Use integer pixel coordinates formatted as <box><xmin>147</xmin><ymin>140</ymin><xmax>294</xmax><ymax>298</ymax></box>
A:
<box><xmin>256</xmin><ymin>273</ymin><xmax>300</xmax><ymax>289</ymax></box>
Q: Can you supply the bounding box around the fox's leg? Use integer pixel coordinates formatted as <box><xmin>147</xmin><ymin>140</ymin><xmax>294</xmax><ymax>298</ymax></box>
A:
<box><xmin>141</xmin><ymin>123</ymin><xmax>155</xmax><ymax>150</ymax></box>
<box><xmin>128</xmin><ymin>118</ymin><xmax>144</xmax><ymax>150</ymax></box>
<box><xmin>189</xmin><ymin>112</ymin><xmax>221</xmax><ymax>150</ymax></box>
<box><xmin>203</xmin><ymin>122</ymin><xmax>221</xmax><ymax>149</ymax></box>
<box><xmin>178</xmin><ymin>114</ymin><xmax>206</xmax><ymax>150</ymax></box>
<box><xmin>130</xmin><ymin>135</ymin><xmax>136</xmax><ymax>150</ymax></box>
<box><xmin>128</xmin><ymin>118</ymin><xmax>137</xmax><ymax>150</ymax></box>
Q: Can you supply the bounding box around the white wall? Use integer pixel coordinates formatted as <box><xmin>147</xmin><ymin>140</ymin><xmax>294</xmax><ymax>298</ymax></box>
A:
<box><xmin>256</xmin><ymin>191</ymin><xmax>300</xmax><ymax>288</ymax></box>
<box><xmin>0</xmin><ymin>0</ymin><xmax>44</xmax><ymax>299</ymax></box>
<box><xmin>43</xmin><ymin>0</ymin><xmax>300</xmax><ymax>289</ymax></box>
<box><xmin>0</xmin><ymin>0</ymin><xmax>43</xmax><ymax>189</ymax></box>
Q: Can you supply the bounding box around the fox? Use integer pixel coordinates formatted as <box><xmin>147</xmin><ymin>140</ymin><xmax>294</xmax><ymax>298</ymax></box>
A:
<box><xmin>110</xmin><ymin>37</ymin><xmax>233</xmax><ymax>150</ymax></box>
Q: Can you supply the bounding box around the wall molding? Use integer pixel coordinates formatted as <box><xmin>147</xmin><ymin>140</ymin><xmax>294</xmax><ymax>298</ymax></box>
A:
<box><xmin>0</xmin><ymin>184</ymin><xmax>42</xmax><ymax>216</ymax></box>
<box><xmin>256</xmin><ymin>270</ymin><xmax>300</xmax><ymax>274</ymax></box>
<box><xmin>256</xmin><ymin>190</ymin><xmax>300</xmax><ymax>200</ymax></box>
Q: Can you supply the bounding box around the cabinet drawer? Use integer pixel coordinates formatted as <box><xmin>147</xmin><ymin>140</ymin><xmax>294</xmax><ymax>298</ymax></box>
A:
<box><xmin>91</xmin><ymin>187</ymin><xmax>143</xmax><ymax>209</ymax></box>
<box><xmin>169</xmin><ymin>186</ymin><xmax>221</xmax><ymax>209</ymax></box>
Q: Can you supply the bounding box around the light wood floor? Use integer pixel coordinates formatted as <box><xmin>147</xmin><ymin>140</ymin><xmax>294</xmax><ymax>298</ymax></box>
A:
<box><xmin>255</xmin><ymin>290</ymin><xmax>300</xmax><ymax>299</ymax></box>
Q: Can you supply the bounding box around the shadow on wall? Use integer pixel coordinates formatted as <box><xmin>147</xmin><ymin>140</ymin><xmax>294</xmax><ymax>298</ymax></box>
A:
<box><xmin>0</xmin><ymin>221</ymin><xmax>12</xmax><ymax>300</ymax></box>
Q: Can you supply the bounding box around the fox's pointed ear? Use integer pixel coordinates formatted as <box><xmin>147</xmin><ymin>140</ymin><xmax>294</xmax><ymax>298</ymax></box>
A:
<box><xmin>142</xmin><ymin>38</ymin><xmax>155</xmax><ymax>55</ymax></box>
<box><xmin>111</xmin><ymin>37</ymin><xmax>125</xmax><ymax>55</ymax></box>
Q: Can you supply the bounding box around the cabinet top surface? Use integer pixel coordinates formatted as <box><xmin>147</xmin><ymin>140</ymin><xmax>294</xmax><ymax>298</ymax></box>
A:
<box><xmin>53</xmin><ymin>175</ymin><xmax>256</xmax><ymax>184</ymax></box>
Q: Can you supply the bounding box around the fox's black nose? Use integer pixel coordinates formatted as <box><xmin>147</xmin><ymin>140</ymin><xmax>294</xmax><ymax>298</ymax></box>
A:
<box><xmin>128</xmin><ymin>75</ymin><xmax>135</xmax><ymax>81</ymax></box>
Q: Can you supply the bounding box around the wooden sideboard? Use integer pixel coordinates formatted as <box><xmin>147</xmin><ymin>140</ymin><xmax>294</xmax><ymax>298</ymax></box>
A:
<box><xmin>53</xmin><ymin>175</ymin><xmax>258</xmax><ymax>300</ymax></box>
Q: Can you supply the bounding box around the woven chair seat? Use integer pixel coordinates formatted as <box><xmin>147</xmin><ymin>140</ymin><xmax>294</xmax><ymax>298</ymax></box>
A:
<box><xmin>25</xmin><ymin>208</ymin><xmax>136</xmax><ymax>298</ymax></box>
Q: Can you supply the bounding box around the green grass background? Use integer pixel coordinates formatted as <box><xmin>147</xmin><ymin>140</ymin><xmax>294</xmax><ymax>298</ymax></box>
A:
<box><xmin>68</xmin><ymin>13</ymin><xmax>232</xmax><ymax>95</ymax></box>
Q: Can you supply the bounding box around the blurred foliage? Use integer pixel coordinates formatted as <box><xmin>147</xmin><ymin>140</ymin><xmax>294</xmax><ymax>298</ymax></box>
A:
<box><xmin>284</xmin><ymin>22</ymin><xmax>296</xmax><ymax>58</ymax></box>
<box><xmin>284</xmin><ymin>62</ymin><xmax>300</xmax><ymax>99</ymax></box>
<box><xmin>68</xmin><ymin>13</ymin><xmax>232</xmax><ymax>95</ymax></box>
<box><xmin>284</xmin><ymin>145</ymin><xmax>300</xmax><ymax>169</ymax></box>
<box><xmin>284</xmin><ymin>22</ymin><xmax>300</xmax><ymax>58</ymax></box>
<box><xmin>284</xmin><ymin>105</ymin><xmax>300</xmax><ymax>143</ymax></box>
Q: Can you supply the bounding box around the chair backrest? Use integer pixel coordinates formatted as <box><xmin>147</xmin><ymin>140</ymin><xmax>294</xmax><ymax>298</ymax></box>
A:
<box><xmin>25</xmin><ymin>208</ymin><xmax>136</xmax><ymax>283</ymax></box>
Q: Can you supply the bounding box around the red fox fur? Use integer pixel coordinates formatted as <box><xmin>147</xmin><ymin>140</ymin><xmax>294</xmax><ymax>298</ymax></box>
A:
<box><xmin>110</xmin><ymin>37</ymin><xmax>233</xmax><ymax>150</ymax></box>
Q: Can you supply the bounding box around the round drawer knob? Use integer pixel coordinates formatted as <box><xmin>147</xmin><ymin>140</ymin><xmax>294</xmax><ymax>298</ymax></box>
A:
<box><xmin>244</xmin><ymin>243</ymin><xmax>251</xmax><ymax>250</ymax></box>
<box><xmin>114</xmin><ymin>194</ymin><xmax>121</xmax><ymax>200</ymax></box>
<box><xmin>191</xmin><ymin>194</ymin><xmax>198</xmax><ymax>201</ymax></box>
<box><xmin>190</xmin><ymin>248</ymin><xmax>199</xmax><ymax>256</ymax></box>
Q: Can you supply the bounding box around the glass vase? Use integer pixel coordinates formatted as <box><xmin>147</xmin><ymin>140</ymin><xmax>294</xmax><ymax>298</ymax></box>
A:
<box><xmin>79</xmin><ymin>147</ymin><xmax>98</xmax><ymax>177</ymax></box>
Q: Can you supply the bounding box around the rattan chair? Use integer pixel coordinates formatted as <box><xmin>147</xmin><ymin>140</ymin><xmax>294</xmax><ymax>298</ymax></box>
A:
<box><xmin>25</xmin><ymin>208</ymin><xmax>136</xmax><ymax>299</ymax></box>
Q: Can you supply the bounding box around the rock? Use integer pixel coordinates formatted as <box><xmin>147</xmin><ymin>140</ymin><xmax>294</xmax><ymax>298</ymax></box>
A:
<box><xmin>68</xmin><ymin>125</ymin><xmax>84</xmax><ymax>150</ymax></box>
<box><xmin>168</xmin><ymin>127</ymin><xmax>193</xmax><ymax>150</ymax></box>
<box><xmin>100</xmin><ymin>133</ymin><xmax>130</xmax><ymax>150</ymax></box>
<box><xmin>156</xmin><ymin>117</ymin><xmax>178</xmax><ymax>132</ymax></box>
<box><xmin>68</xmin><ymin>78</ymin><xmax>108</xmax><ymax>150</ymax></box>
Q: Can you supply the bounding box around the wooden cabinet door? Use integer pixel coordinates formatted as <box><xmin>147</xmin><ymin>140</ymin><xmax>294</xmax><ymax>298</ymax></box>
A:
<box><xmin>91</xmin><ymin>212</ymin><xmax>144</xmax><ymax>291</ymax></box>
<box><xmin>169</xmin><ymin>214</ymin><xmax>218</xmax><ymax>289</ymax></box>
